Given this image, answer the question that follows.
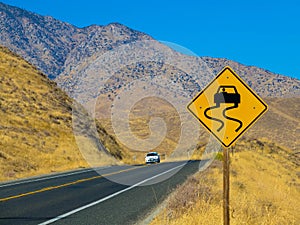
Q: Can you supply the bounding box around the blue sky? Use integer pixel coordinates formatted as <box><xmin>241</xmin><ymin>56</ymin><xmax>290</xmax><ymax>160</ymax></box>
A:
<box><xmin>1</xmin><ymin>0</ymin><xmax>300</xmax><ymax>79</ymax></box>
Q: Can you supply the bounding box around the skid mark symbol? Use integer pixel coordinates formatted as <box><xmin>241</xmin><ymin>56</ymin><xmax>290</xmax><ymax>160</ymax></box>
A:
<box><xmin>204</xmin><ymin>86</ymin><xmax>243</xmax><ymax>132</ymax></box>
<box><xmin>204</xmin><ymin>106</ymin><xmax>224</xmax><ymax>132</ymax></box>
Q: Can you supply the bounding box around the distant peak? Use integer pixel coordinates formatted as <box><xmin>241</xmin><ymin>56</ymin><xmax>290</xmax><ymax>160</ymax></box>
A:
<box><xmin>106</xmin><ymin>22</ymin><xmax>126</xmax><ymax>27</ymax></box>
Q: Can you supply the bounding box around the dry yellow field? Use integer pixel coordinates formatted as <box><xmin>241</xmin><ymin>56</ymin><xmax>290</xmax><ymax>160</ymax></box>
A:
<box><xmin>150</xmin><ymin>140</ymin><xmax>299</xmax><ymax>225</ymax></box>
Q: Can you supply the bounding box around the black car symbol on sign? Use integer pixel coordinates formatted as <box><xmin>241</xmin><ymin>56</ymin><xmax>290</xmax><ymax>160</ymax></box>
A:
<box><xmin>214</xmin><ymin>86</ymin><xmax>240</xmax><ymax>107</ymax></box>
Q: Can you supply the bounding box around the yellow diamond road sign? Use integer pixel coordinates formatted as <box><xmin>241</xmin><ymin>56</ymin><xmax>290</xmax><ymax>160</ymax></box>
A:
<box><xmin>187</xmin><ymin>66</ymin><xmax>268</xmax><ymax>148</ymax></box>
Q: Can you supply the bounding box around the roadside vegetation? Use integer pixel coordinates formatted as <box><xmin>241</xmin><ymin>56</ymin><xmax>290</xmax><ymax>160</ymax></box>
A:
<box><xmin>150</xmin><ymin>138</ymin><xmax>299</xmax><ymax>225</ymax></box>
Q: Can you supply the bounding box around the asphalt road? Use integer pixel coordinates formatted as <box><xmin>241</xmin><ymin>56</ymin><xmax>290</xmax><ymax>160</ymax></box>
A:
<box><xmin>0</xmin><ymin>160</ymin><xmax>202</xmax><ymax>225</ymax></box>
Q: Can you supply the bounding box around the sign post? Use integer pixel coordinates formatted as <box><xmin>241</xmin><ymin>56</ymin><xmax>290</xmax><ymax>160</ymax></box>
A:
<box><xmin>187</xmin><ymin>66</ymin><xmax>268</xmax><ymax>224</ymax></box>
<box><xmin>223</xmin><ymin>146</ymin><xmax>230</xmax><ymax>225</ymax></box>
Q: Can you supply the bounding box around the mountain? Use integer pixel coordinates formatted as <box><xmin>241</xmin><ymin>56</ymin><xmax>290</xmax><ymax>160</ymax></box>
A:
<box><xmin>0</xmin><ymin>2</ymin><xmax>299</xmax><ymax>99</ymax></box>
<box><xmin>0</xmin><ymin>2</ymin><xmax>299</xmax><ymax>163</ymax></box>
<box><xmin>0</xmin><ymin>46</ymin><xmax>123</xmax><ymax>181</ymax></box>
<box><xmin>0</xmin><ymin>2</ymin><xmax>152</xmax><ymax>79</ymax></box>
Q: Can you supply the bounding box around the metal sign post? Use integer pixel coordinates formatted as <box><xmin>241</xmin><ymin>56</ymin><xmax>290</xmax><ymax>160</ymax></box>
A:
<box><xmin>223</xmin><ymin>146</ymin><xmax>230</xmax><ymax>225</ymax></box>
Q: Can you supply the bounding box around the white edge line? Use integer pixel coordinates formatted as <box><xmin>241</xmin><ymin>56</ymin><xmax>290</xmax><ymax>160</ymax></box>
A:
<box><xmin>0</xmin><ymin>166</ymin><xmax>112</xmax><ymax>188</ymax></box>
<box><xmin>38</xmin><ymin>163</ymin><xmax>185</xmax><ymax>225</ymax></box>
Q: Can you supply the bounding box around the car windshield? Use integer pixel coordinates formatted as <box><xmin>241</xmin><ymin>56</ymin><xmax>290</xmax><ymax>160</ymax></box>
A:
<box><xmin>146</xmin><ymin>153</ymin><xmax>158</xmax><ymax>156</ymax></box>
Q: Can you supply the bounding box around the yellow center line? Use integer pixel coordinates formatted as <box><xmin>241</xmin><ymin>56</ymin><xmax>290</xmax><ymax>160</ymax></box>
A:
<box><xmin>0</xmin><ymin>166</ymin><xmax>142</xmax><ymax>202</ymax></box>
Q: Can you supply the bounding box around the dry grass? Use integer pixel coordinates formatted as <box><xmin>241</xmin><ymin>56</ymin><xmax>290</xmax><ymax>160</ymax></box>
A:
<box><xmin>246</xmin><ymin>97</ymin><xmax>300</xmax><ymax>152</ymax></box>
<box><xmin>0</xmin><ymin>46</ymin><xmax>122</xmax><ymax>181</ymax></box>
<box><xmin>150</xmin><ymin>139</ymin><xmax>299</xmax><ymax>225</ymax></box>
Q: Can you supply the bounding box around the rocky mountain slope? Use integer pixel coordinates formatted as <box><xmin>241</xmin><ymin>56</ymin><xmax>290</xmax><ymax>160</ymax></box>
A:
<box><xmin>0</xmin><ymin>2</ymin><xmax>299</xmax><ymax>99</ymax></box>
<box><xmin>0</xmin><ymin>46</ymin><xmax>123</xmax><ymax>181</ymax></box>
<box><xmin>0</xmin><ymin>2</ymin><xmax>152</xmax><ymax>79</ymax></box>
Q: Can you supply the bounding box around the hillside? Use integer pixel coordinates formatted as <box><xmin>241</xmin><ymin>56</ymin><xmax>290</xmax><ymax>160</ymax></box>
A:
<box><xmin>66</xmin><ymin>50</ymin><xmax>299</xmax><ymax>160</ymax></box>
<box><xmin>246</xmin><ymin>97</ymin><xmax>300</xmax><ymax>154</ymax></box>
<box><xmin>0</xmin><ymin>46</ymin><xmax>123</xmax><ymax>181</ymax></box>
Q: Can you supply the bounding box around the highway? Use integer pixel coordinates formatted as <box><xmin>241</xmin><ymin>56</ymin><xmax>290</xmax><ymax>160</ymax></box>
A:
<box><xmin>0</xmin><ymin>160</ymin><xmax>201</xmax><ymax>225</ymax></box>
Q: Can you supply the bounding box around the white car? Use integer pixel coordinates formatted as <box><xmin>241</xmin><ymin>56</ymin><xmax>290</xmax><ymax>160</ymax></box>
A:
<box><xmin>145</xmin><ymin>152</ymin><xmax>160</xmax><ymax>164</ymax></box>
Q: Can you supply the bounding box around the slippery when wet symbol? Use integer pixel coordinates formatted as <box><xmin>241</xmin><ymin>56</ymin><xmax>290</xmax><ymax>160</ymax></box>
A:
<box><xmin>187</xmin><ymin>66</ymin><xmax>268</xmax><ymax>148</ymax></box>
<box><xmin>204</xmin><ymin>86</ymin><xmax>243</xmax><ymax>133</ymax></box>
